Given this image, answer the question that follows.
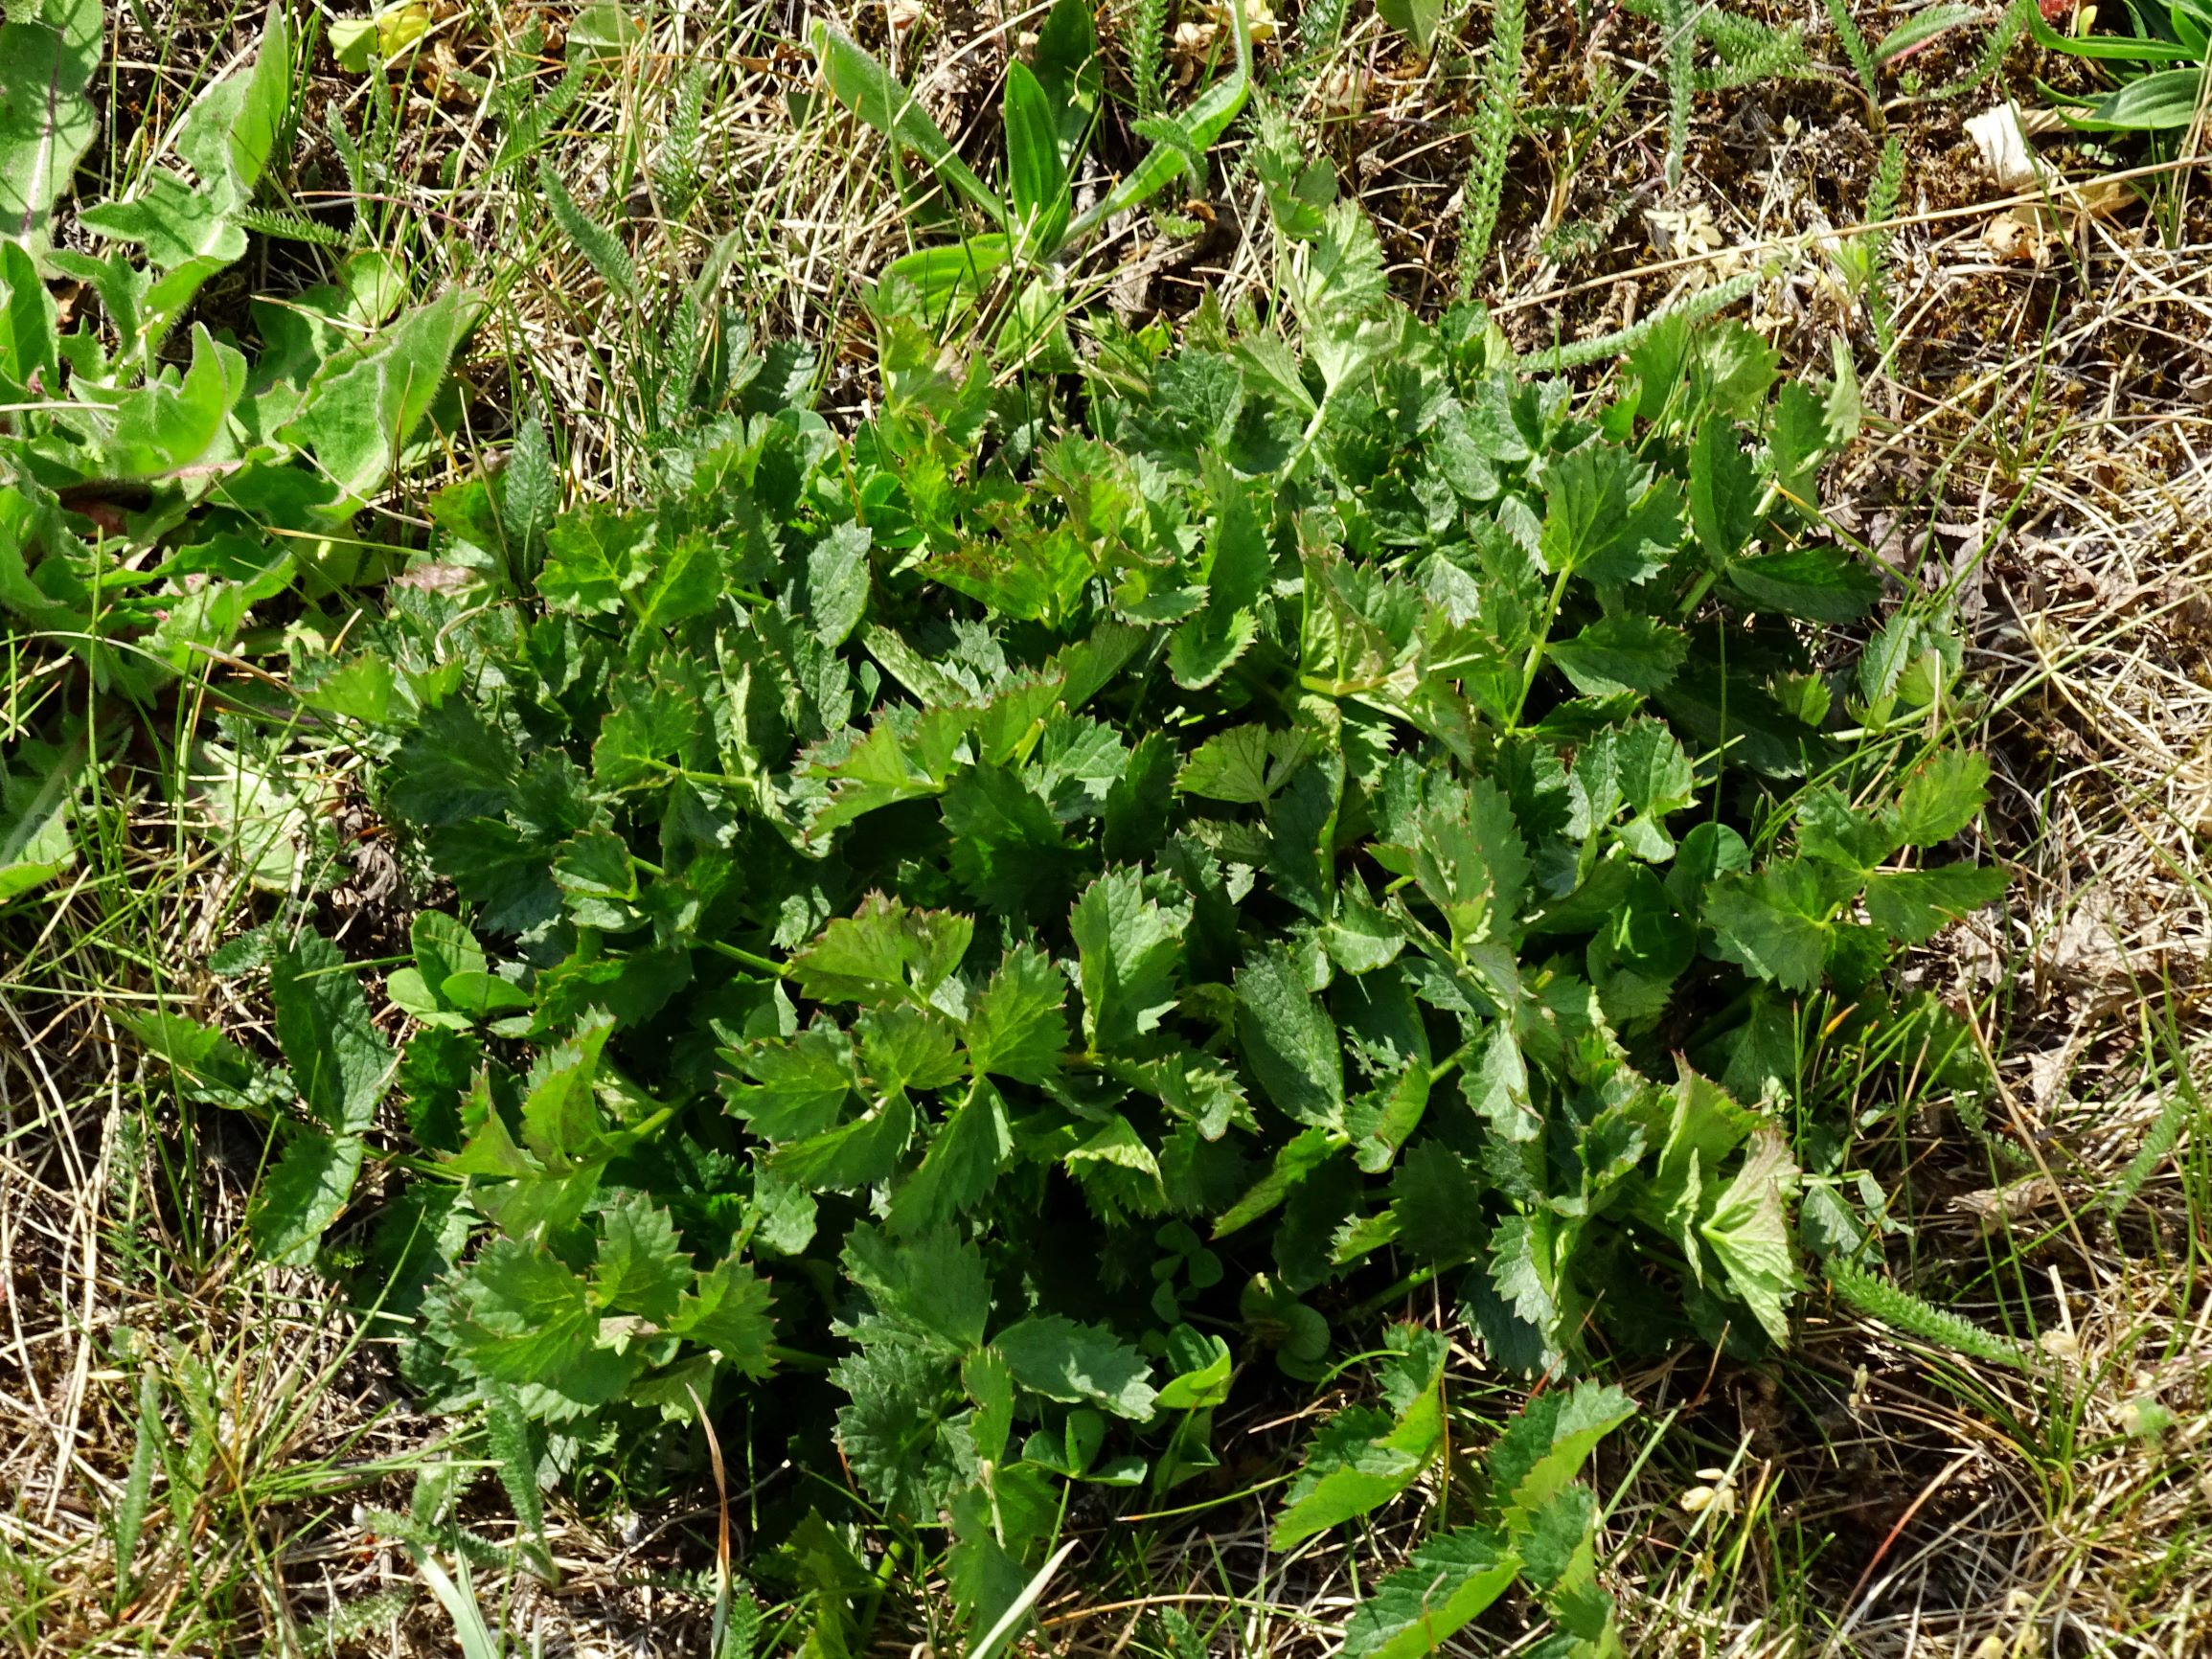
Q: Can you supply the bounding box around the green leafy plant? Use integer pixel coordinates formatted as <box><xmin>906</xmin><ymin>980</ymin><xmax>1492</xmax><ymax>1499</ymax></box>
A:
<box><xmin>0</xmin><ymin>1</ymin><xmax>475</xmax><ymax>904</ymax></box>
<box><xmin>1295</xmin><ymin>1364</ymin><xmax>1638</xmax><ymax>1658</ymax></box>
<box><xmin>202</xmin><ymin>186</ymin><xmax>1996</xmax><ymax>1653</ymax></box>
<box><xmin>2025</xmin><ymin>0</ymin><xmax>2212</xmax><ymax>132</ymax></box>
<box><xmin>811</xmin><ymin>0</ymin><xmax>1250</xmax><ymax>356</ymax></box>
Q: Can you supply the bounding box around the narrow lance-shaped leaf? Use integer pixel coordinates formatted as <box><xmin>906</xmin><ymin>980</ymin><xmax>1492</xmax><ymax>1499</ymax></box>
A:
<box><xmin>811</xmin><ymin>23</ymin><xmax>1008</xmax><ymax>229</ymax></box>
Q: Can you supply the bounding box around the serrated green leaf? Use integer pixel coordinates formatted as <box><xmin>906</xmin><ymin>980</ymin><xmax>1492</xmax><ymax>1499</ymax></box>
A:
<box><xmin>1768</xmin><ymin>380</ymin><xmax>1829</xmax><ymax>514</ymax></box>
<box><xmin>1176</xmin><ymin>725</ymin><xmax>1281</xmax><ymax>805</ymax></box>
<box><xmin>591</xmin><ymin>1192</ymin><xmax>691</xmax><ymax>1322</ymax></box>
<box><xmin>1488</xmin><ymin>1378</ymin><xmax>1635</xmax><ymax>1530</ymax></box>
<box><xmin>963</xmin><ymin>946</ymin><xmax>1068</xmax><ymax>1083</ymax></box>
<box><xmin>1487</xmin><ymin>1213</ymin><xmax>1559</xmax><ymax>1343</ymax></box>
<box><xmin>724</xmin><ymin>1025</ymin><xmax>857</xmax><ymax>1142</ymax></box>
<box><xmin>631</xmin><ymin>532</ymin><xmax>724</xmax><ymax>630</ymax></box>
<box><xmin>832</xmin><ymin>1341</ymin><xmax>961</xmax><ymax>1518</ymax></box>
<box><xmin>1725</xmin><ymin>544</ymin><xmax>1880</xmax><ymax>623</ymax></box>
<box><xmin>995</xmin><ymin>1315</ymin><xmax>1157</xmax><ymax>1418</ymax></box>
<box><xmin>1540</xmin><ymin>443</ymin><xmax>1683</xmax><ymax>585</ymax></box>
<box><xmin>768</xmin><ymin>1091</ymin><xmax>914</xmax><ymax>1191</ymax></box>
<box><xmin>671</xmin><ymin>1257</ymin><xmax>777</xmax><ymax>1375</ymax></box>
<box><xmin>846</xmin><ymin>1223</ymin><xmax>991</xmax><ymax>1353</ymax></box>
<box><xmin>1862</xmin><ymin>862</ymin><xmax>2006</xmax><ymax>944</ymax></box>
<box><xmin>1698</xmin><ymin>1128</ymin><xmax>1801</xmax><ymax>1345</ymax></box>
<box><xmin>1547</xmin><ymin>615</ymin><xmax>1687</xmax><ymax>697</ymax></box>
<box><xmin>539</xmin><ymin>504</ymin><xmax>650</xmax><ymax>616</ymax></box>
<box><xmin>1269</xmin><ymin>1326</ymin><xmax>1447</xmax><ymax>1549</ymax></box>
<box><xmin>249</xmin><ymin>1127</ymin><xmax>365</xmax><ymax>1265</ymax></box>
<box><xmin>806</xmin><ymin>523</ymin><xmax>872</xmax><ymax>647</ymax></box>
<box><xmin>1517</xmin><ymin>1486</ymin><xmax>1613</xmax><ymax>1639</ymax></box>
<box><xmin>1235</xmin><ymin>945</ymin><xmax>1344</xmax><ymax>1129</ymax></box>
<box><xmin>436</xmin><ymin>1239</ymin><xmax>627</xmax><ymax>1403</ymax></box>
<box><xmin>519</xmin><ymin>1009</ymin><xmax>616</xmax><ymax>1167</ymax></box>
<box><xmin>856</xmin><ymin>1004</ymin><xmax>966</xmax><ymax>1095</ymax></box>
<box><xmin>1795</xmin><ymin>785</ymin><xmax>1900</xmax><ymax>872</ymax></box>
<box><xmin>1688</xmin><ymin>418</ymin><xmax>1759</xmax><ymax>567</ymax></box>
<box><xmin>1069</xmin><ymin>869</ymin><xmax>1186</xmax><ymax>1053</ymax></box>
<box><xmin>890</xmin><ymin>1080</ymin><xmax>1014</xmax><ymax>1234</ymax></box>
<box><xmin>792</xmin><ymin>894</ymin><xmax>974</xmax><ymax>1010</ymax></box>
<box><xmin>1340</xmin><ymin>1527</ymin><xmax>1522</xmax><ymax>1659</ymax></box>
<box><xmin>1402</xmin><ymin>778</ymin><xmax>1529</xmax><ymax>947</ymax></box>
<box><xmin>1169</xmin><ymin>467</ymin><xmax>1272</xmax><ymax>690</ymax></box>
<box><xmin>1893</xmin><ymin>750</ymin><xmax>1989</xmax><ymax>846</ymax></box>
<box><xmin>270</xmin><ymin>931</ymin><xmax>392</xmax><ymax>1134</ymax></box>
<box><xmin>1705</xmin><ymin>861</ymin><xmax>1834</xmax><ymax>991</ymax></box>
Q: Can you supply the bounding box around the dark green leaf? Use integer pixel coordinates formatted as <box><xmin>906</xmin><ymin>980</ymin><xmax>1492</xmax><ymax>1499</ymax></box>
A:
<box><xmin>995</xmin><ymin>1315</ymin><xmax>1157</xmax><ymax>1418</ymax></box>
<box><xmin>964</xmin><ymin>946</ymin><xmax>1069</xmax><ymax>1083</ymax></box>
<box><xmin>249</xmin><ymin>1127</ymin><xmax>365</xmax><ymax>1265</ymax></box>
<box><xmin>270</xmin><ymin>932</ymin><xmax>391</xmax><ymax>1134</ymax></box>
<box><xmin>591</xmin><ymin>1193</ymin><xmax>691</xmax><ymax>1322</ymax></box>
<box><xmin>1069</xmin><ymin>870</ymin><xmax>1186</xmax><ymax>1053</ymax></box>
<box><xmin>1539</xmin><ymin>442</ymin><xmax>1683</xmax><ymax>585</ymax></box>
<box><xmin>671</xmin><ymin>1257</ymin><xmax>777</xmax><ymax>1375</ymax></box>
<box><xmin>1547</xmin><ymin>615</ymin><xmax>1688</xmax><ymax>697</ymax></box>
<box><xmin>1236</xmin><ymin>945</ymin><xmax>1345</xmax><ymax>1128</ymax></box>
<box><xmin>1705</xmin><ymin>862</ymin><xmax>1834</xmax><ymax>991</ymax></box>
<box><xmin>1725</xmin><ymin>544</ymin><xmax>1881</xmax><ymax>623</ymax></box>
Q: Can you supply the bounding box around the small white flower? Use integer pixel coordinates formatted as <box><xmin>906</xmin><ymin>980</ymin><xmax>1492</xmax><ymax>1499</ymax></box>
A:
<box><xmin>1680</xmin><ymin>1466</ymin><xmax>1739</xmax><ymax>1516</ymax></box>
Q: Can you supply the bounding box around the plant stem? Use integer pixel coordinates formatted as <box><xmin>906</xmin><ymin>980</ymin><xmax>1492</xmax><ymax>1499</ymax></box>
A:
<box><xmin>1510</xmin><ymin>563</ymin><xmax>1576</xmax><ymax>726</ymax></box>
